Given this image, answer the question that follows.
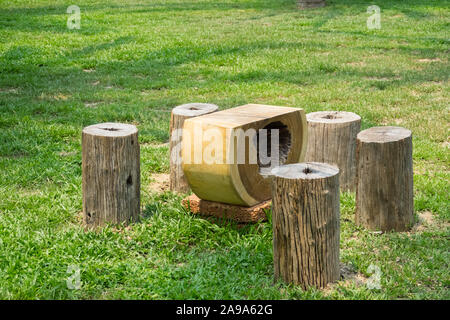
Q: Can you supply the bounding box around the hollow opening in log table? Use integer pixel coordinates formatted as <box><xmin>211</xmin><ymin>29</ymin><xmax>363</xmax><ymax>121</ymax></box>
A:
<box><xmin>256</xmin><ymin>121</ymin><xmax>292</xmax><ymax>176</ymax></box>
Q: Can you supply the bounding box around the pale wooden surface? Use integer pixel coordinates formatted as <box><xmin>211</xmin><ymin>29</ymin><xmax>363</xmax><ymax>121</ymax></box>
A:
<box><xmin>169</xmin><ymin>103</ymin><xmax>218</xmax><ymax>193</ymax></box>
<box><xmin>182</xmin><ymin>194</ymin><xmax>270</xmax><ymax>223</ymax></box>
<box><xmin>305</xmin><ymin>111</ymin><xmax>361</xmax><ymax>192</ymax></box>
<box><xmin>82</xmin><ymin>123</ymin><xmax>140</xmax><ymax>228</ymax></box>
<box><xmin>182</xmin><ymin>104</ymin><xmax>308</xmax><ymax>206</ymax></box>
<box><xmin>271</xmin><ymin>162</ymin><xmax>340</xmax><ymax>289</ymax></box>
<box><xmin>356</xmin><ymin>126</ymin><xmax>414</xmax><ymax>232</ymax></box>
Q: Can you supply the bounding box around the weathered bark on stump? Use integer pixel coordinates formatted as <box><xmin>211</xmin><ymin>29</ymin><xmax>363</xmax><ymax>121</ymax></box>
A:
<box><xmin>305</xmin><ymin>111</ymin><xmax>361</xmax><ymax>192</ymax></box>
<box><xmin>169</xmin><ymin>103</ymin><xmax>218</xmax><ymax>193</ymax></box>
<box><xmin>271</xmin><ymin>162</ymin><xmax>340</xmax><ymax>289</ymax></box>
<box><xmin>356</xmin><ymin>126</ymin><xmax>414</xmax><ymax>232</ymax></box>
<box><xmin>82</xmin><ymin>123</ymin><xmax>140</xmax><ymax>228</ymax></box>
<box><xmin>298</xmin><ymin>0</ymin><xmax>326</xmax><ymax>9</ymax></box>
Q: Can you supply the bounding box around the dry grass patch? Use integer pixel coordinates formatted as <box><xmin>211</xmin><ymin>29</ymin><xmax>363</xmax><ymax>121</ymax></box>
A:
<box><xmin>148</xmin><ymin>173</ymin><xmax>170</xmax><ymax>193</ymax></box>
<box><xmin>410</xmin><ymin>211</ymin><xmax>449</xmax><ymax>234</ymax></box>
<box><xmin>417</xmin><ymin>58</ymin><xmax>443</xmax><ymax>63</ymax></box>
<box><xmin>323</xmin><ymin>263</ymin><xmax>369</xmax><ymax>295</ymax></box>
<box><xmin>84</xmin><ymin>101</ymin><xmax>102</xmax><ymax>108</ymax></box>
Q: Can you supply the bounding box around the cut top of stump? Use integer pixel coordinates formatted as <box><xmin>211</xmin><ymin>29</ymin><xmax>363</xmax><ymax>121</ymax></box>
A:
<box><xmin>306</xmin><ymin>111</ymin><xmax>361</xmax><ymax>124</ymax></box>
<box><xmin>82</xmin><ymin>122</ymin><xmax>138</xmax><ymax>137</ymax></box>
<box><xmin>357</xmin><ymin>126</ymin><xmax>411</xmax><ymax>143</ymax></box>
<box><xmin>271</xmin><ymin>162</ymin><xmax>339</xmax><ymax>180</ymax></box>
<box><xmin>172</xmin><ymin>103</ymin><xmax>219</xmax><ymax>117</ymax></box>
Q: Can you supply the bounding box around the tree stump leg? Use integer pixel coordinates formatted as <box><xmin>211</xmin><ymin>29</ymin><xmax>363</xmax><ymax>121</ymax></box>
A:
<box><xmin>169</xmin><ymin>103</ymin><xmax>218</xmax><ymax>193</ymax></box>
<box><xmin>305</xmin><ymin>111</ymin><xmax>361</xmax><ymax>192</ymax></box>
<box><xmin>82</xmin><ymin>122</ymin><xmax>140</xmax><ymax>228</ymax></box>
<box><xmin>271</xmin><ymin>162</ymin><xmax>340</xmax><ymax>289</ymax></box>
<box><xmin>356</xmin><ymin>126</ymin><xmax>414</xmax><ymax>232</ymax></box>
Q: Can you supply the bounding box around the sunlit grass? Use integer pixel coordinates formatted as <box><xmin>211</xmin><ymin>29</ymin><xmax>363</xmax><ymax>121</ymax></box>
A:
<box><xmin>0</xmin><ymin>0</ymin><xmax>448</xmax><ymax>299</ymax></box>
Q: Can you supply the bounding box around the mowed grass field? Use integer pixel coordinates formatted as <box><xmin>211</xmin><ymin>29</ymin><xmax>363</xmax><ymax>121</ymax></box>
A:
<box><xmin>0</xmin><ymin>0</ymin><xmax>448</xmax><ymax>299</ymax></box>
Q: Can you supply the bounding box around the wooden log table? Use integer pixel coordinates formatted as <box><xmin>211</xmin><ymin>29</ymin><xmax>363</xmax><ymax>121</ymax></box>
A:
<box><xmin>182</xmin><ymin>104</ymin><xmax>308</xmax><ymax>207</ymax></box>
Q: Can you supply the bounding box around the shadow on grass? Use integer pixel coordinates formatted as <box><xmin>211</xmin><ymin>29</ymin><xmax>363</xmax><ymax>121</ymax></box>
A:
<box><xmin>0</xmin><ymin>0</ymin><xmax>447</xmax><ymax>187</ymax></box>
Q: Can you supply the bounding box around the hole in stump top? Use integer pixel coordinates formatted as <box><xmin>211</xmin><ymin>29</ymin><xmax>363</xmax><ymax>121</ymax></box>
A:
<box><xmin>303</xmin><ymin>167</ymin><xmax>313</xmax><ymax>174</ymax></box>
<box><xmin>271</xmin><ymin>162</ymin><xmax>339</xmax><ymax>179</ymax></box>
<box><xmin>101</xmin><ymin>127</ymin><xmax>120</xmax><ymax>131</ymax></box>
<box><xmin>307</xmin><ymin>111</ymin><xmax>360</xmax><ymax>123</ymax></box>
<box><xmin>322</xmin><ymin>114</ymin><xmax>340</xmax><ymax>120</ymax></box>
<box><xmin>172</xmin><ymin>103</ymin><xmax>219</xmax><ymax>117</ymax></box>
<box><xmin>83</xmin><ymin>122</ymin><xmax>138</xmax><ymax>137</ymax></box>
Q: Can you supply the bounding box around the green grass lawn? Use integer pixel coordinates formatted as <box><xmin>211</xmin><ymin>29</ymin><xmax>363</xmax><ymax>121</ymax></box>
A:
<box><xmin>0</xmin><ymin>0</ymin><xmax>448</xmax><ymax>299</ymax></box>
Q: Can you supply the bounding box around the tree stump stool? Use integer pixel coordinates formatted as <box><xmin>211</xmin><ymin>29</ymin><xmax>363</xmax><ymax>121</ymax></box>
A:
<box><xmin>271</xmin><ymin>162</ymin><xmax>340</xmax><ymax>289</ymax></box>
<box><xmin>169</xmin><ymin>103</ymin><xmax>218</xmax><ymax>193</ymax></box>
<box><xmin>356</xmin><ymin>126</ymin><xmax>414</xmax><ymax>232</ymax></box>
<box><xmin>82</xmin><ymin>123</ymin><xmax>140</xmax><ymax>228</ymax></box>
<box><xmin>298</xmin><ymin>0</ymin><xmax>326</xmax><ymax>9</ymax></box>
<box><xmin>305</xmin><ymin>111</ymin><xmax>361</xmax><ymax>192</ymax></box>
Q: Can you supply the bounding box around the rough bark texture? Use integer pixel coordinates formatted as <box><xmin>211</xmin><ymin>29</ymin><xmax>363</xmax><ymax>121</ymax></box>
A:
<box><xmin>169</xmin><ymin>103</ymin><xmax>218</xmax><ymax>193</ymax></box>
<box><xmin>82</xmin><ymin>123</ymin><xmax>140</xmax><ymax>228</ymax></box>
<box><xmin>305</xmin><ymin>111</ymin><xmax>361</xmax><ymax>192</ymax></box>
<box><xmin>298</xmin><ymin>0</ymin><xmax>326</xmax><ymax>9</ymax></box>
<box><xmin>356</xmin><ymin>126</ymin><xmax>414</xmax><ymax>232</ymax></box>
<box><xmin>182</xmin><ymin>194</ymin><xmax>270</xmax><ymax>223</ymax></box>
<box><xmin>271</xmin><ymin>162</ymin><xmax>340</xmax><ymax>289</ymax></box>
